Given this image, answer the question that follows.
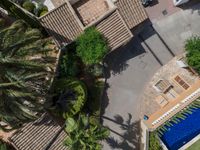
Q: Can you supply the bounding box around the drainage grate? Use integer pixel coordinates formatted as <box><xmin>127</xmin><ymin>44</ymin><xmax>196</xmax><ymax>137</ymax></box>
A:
<box><xmin>162</xmin><ymin>9</ymin><xmax>168</xmax><ymax>16</ymax></box>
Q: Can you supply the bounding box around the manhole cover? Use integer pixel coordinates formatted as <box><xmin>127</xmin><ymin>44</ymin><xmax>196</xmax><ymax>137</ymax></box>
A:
<box><xmin>162</xmin><ymin>9</ymin><xmax>168</xmax><ymax>16</ymax></box>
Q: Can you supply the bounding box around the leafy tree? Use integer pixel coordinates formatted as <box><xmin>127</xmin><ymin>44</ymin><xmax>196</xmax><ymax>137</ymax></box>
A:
<box><xmin>0</xmin><ymin>20</ymin><xmax>56</xmax><ymax>129</ymax></box>
<box><xmin>76</xmin><ymin>27</ymin><xmax>108</xmax><ymax>65</ymax></box>
<box><xmin>65</xmin><ymin>115</ymin><xmax>110</xmax><ymax>150</ymax></box>
<box><xmin>185</xmin><ymin>36</ymin><xmax>200</xmax><ymax>74</ymax></box>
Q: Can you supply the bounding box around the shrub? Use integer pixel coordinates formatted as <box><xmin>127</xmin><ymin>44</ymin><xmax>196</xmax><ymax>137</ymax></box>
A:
<box><xmin>53</xmin><ymin>79</ymin><xmax>87</xmax><ymax>118</ymax></box>
<box><xmin>22</xmin><ymin>1</ymin><xmax>35</xmax><ymax>13</ymax></box>
<box><xmin>86</xmin><ymin>64</ymin><xmax>104</xmax><ymax>77</ymax></box>
<box><xmin>0</xmin><ymin>18</ymin><xmax>5</xmax><ymax>28</ymax></box>
<box><xmin>185</xmin><ymin>36</ymin><xmax>200</xmax><ymax>52</ymax></box>
<box><xmin>149</xmin><ymin>132</ymin><xmax>162</xmax><ymax>150</ymax></box>
<box><xmin>0</xmin><ymin>0</ymin><xmax>42</xmax><ymax>28</ymax></box>
<box><xmin>76</xmin><ymin>27</ymin><xmax>108</xmax><ymax>65</ymax></box>
<box><xmin>60</xmin><ymin>51</ymin><xmax>79</xmax><ymax>77</ymax></box>
<box><xmin>36</xmin><ymin>4</ymin><xmax>48</xmax><ymax>17</ymax></box>
<box><xmin>185</xmin><ymin>36</ymin><xmax>200</xmax><ymax>74</ymax></box>
<box><xmin>39</xmin><ymin>10</ymin><xmax>48</xmax><ymax>17</ymax></box>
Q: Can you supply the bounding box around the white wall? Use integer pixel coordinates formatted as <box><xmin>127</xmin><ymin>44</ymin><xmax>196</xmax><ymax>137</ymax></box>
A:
<box><xmin>69</xmin><ymin>0</ymin><xmax>80</xmax><ymax>5</ymax></box>
<box><xmin>44</xmin><ymin>0</ymin><xmax>55</xmax><ymax>11</ymax></box>
<box><xmin>173</xmin><ymin>0</ymin><xmax>190</xmax><ymax>6</ymax></box>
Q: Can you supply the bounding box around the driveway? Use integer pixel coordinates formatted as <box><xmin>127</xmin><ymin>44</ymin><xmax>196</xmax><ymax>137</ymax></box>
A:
<box><xmin>102</xmin><ymin>2</ymin><xmax>200</xmax><ymax>150</ymax></box>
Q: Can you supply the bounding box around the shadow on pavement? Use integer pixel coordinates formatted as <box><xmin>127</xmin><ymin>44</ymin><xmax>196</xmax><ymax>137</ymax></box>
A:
<box><xmin>102</xmin><ymin>114</ymin><xmax>141</xmax><ymax>150</ymax></box>
<box><xmin>179</xmin><ymin>0</ymin><xmax>200</xmax><ymax>14</ymax></box>
<box><xmin>104</xmin><ymin>37</ymin><xmax>146</xmax><ymax>77</ymax></box>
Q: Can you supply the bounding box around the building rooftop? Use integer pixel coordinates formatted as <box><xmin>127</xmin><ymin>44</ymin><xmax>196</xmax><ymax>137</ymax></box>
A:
<box><xmin>10</xmin><ymin>114</ymin><xmax>67</xmax><ymax>150</ymax></box>
<box><xmin>39</xmin><ymin>0</ymin><xmax>147</xmax><ymax>50</ymax></box>
<box><xmin>40</xmin><ymin>2</ymin><xmax>83</xmax><ymax>45</ymax></box>
<box><xmin>115</xmin><ymin>0</ymin><xmax>148</xmax><ymax>29</ymax></box>
<box><xmin>141</xmin><ymin>56</ymin><xmax>200</xmax><ymax>130</ymax></box>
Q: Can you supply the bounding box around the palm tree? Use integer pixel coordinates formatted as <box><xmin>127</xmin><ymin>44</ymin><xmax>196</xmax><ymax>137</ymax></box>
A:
<box><xmin>65</xmin><ymin>114</ymin><xmax>110</xmax><ymax>150</ymax></box>
<box><xmin>0</xmin><ymin>20</ymin><xmax>56</xmax><ymax>130</ymax></box>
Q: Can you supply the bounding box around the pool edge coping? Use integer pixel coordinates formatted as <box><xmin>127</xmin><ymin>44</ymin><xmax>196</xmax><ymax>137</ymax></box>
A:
<box><xmin>179</xmin><ymin>133</ymin><xmax>200</xmax><ymax>150</ymax></box>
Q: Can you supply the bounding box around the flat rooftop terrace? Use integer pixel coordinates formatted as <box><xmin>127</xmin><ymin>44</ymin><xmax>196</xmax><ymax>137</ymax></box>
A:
<box><xmin>141</xmin><ymin>56</ymin><xmax>200</xmax><ymax>130</ymax></box>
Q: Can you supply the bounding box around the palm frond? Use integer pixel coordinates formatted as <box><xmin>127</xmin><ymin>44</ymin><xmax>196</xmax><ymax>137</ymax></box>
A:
<box><xmin>5</xmin><ymin>90</ymin><xmax>35</xmax><ymax>99</ymax></box>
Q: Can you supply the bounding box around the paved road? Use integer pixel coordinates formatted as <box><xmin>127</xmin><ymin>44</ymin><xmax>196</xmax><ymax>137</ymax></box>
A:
<box><xmin>102</xmin><ymin>2</ymin><xmax>200</xmax><ymax>150</ymax></box>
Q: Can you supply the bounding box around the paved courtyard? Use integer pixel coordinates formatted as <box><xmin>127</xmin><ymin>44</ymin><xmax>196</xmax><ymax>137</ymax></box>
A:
<box><xmin>102</xmin><ymin>2</ymin><xmax>200</xmax><ymax>150</ymax></box>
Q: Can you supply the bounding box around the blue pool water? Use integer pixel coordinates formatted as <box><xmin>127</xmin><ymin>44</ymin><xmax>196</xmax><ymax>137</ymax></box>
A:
<box><xmin>160</xmin><ymin>108</ymin><xmax>200</xmax><ymax>150</ymax></box>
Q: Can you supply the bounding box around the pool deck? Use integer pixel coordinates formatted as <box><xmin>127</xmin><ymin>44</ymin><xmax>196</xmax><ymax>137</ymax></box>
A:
<box><xmin>144</xmin><ymin>79</ymin><xmax>200</xmax><ymax>130</ymax></box>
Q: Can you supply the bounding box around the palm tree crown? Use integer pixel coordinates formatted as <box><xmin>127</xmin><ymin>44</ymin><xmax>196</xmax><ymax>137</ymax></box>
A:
<box><xmin>0</xmin><ymin>20</ymin><xmax>56</xmax><ymax>129</ymax></box>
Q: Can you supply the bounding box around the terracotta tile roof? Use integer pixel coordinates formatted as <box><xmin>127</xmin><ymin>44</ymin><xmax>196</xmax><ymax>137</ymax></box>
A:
<box><xmin>10</xmin><ymin>114</ymin><xmax>67</xmax><ymax>150</ymax></box>
<box><xmin>39</xmin><ymin>2</ymin><xmax>83</xmax><ymax>45</ymax></box>
<box><xmin>38</xmin><ymin>0</ymin><xmax>146</xmax><ymax>50</ymax></box>
<box><xmin>48</xmin><ymin>130</ymin><xmax>67</xmax><ymax>150</ymax></box>
<box><xmin>115</xmin><ymin>0</ymin><xmax>148</xmax><ymax>29</ymax></box>
<box><xmin>96</xmin><ymin>10</ymin><xmax>133</xmax><ymax>50</ymax></box>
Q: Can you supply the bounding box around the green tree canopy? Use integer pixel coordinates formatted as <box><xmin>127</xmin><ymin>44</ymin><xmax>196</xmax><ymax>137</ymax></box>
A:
<box><xmin>76</xmin><ymin>27</ymin><xmax>108</xmax><ymax>65</ymax></box>
<box><xmin>185</xmin><ymin>36</ymin><xmax>200</xmax><ymax>74</ymax></box>
<box><xmin>0</xmin><ymin>20</ymin><xmax>56</xmax><ymax>129</ymax></box>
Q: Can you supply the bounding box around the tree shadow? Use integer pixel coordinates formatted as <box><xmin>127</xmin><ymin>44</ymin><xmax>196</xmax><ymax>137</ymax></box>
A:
<box><xmin>179</xmin><ymin>0</ymin><xmax>200</xmax><ymax>14</ymax></box>
<box><xmin>104</xmin><ymin>36</ymin><xmax>146</xmax><ymax>78</ymax></box>
<box><xmin>102</xmin><ymin>114</ymin><xmax>141</xmax><ymax>150</ymax></box>
<box><xmin>100</xmin><ymin>82</ymin><xmax>110</xmax><ymax>117</ymax></box>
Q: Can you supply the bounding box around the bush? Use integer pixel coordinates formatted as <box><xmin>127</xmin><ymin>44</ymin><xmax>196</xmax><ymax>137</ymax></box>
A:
<box><xmin>39</xmin><ymin>10</ymin><xmax>48</xmax><ymax>17</ymax></box>
<box><xmin>185</xmin><ymin>36</ymin><xmax>200</xmax><ymax>52</ymax></box>
<box><xmin>149</xmin><ymin>132</ymin><xmax>162</xmax><ymax>150</ymax></box>
<box><xmin>0</xmin><ymin>0</ymin><xmax>42</xmax><ymax>28</ymax></box>
<box><xmin>185</xmin><ymin>36</ymin><xmax>200</xmax><ymax>74</ymax></box>
<box><xmin>60</xmin><ymin>51</ymin><xmax>80</xmax><ymax>77</ymax></box>
<box><xmin>86</xmin><ymin>64</ymin><xmax>104</xmax><ymax>77</ymax></box>
<box><xmin>76</xmin><ymin>27</ymin><xmax>108</xmax><ymax>65</ymax></box>
<box><xmin>0</xmin><ymin>18</ymin><xmax>5</xmax><ymax>28</ymax></box>
<box><xmin>86</xmin><ymin>81</ymin><xmax>105</xmax><ymax>125</ymax></box>
<box><xmin>53</xmin><ymin>79</ymin><xmax>87</xmax><ymax>118</ymax></box>
<box><xmin>22</xmin><ymin>1</ymin><xmax>35</xmax><ymax>13</ymax></box>
<box><xmin>36</xmin><ymin>4</ymin><xmax>48</xmax><ymax>17</ymax></box>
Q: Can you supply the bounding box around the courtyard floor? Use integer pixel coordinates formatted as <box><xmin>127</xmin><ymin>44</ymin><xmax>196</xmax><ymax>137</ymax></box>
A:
<box><xmin>102</xmin><ymin>1</ymin><xmax>200</xmax><ymax>150</ymax></box>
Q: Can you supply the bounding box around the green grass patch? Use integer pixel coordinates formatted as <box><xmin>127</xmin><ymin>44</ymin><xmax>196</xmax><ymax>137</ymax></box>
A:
<box><xmin>187</xmin><ymin>139</ymin><xmax>200</xmax><ymax>150</ymax></box>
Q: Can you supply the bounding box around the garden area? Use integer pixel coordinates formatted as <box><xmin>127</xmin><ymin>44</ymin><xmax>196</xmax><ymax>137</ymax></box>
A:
<box><xmin>9</xmin><ymin>0</ymin><xmax>48</xmax><ymax>17</ymax></box>
<box><xmin>0</xmin><ymin>1</ymin><xmax>110</xmax><ymax>148</ymax></box>
<box><xmin>149</xmin><ymin>132</ymin><xmax>162</xmax><ymax>150</ymax></box>
<box><xmin>187</xmin><ymin>139</ymin><xmax>200</xmax><ymax>150</ymax></box>
<box><xmin>185</xmin><ymin>36</ymin><xmax>200</xmax><ymax>74</ymax></box>
<box><xmin>48</xmin><ymin>27</ymin><xmax>110</xmax><ymax>149</ymax></box>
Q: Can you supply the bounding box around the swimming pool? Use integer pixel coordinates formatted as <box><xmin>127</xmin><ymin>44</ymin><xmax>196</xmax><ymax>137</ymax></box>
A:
<box><xmin>160</xmin><ymin>107</ymin><xmax>200</xmax><ymax>150</ymax></box>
